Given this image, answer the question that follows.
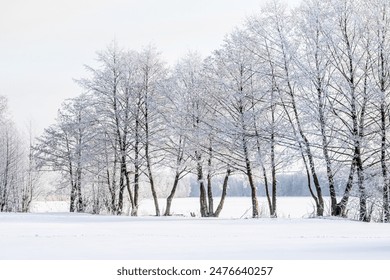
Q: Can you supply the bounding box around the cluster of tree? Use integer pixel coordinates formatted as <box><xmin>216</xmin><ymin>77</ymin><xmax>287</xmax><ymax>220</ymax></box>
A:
<box><xmin>0</xmin><ymin>96</ymin><xmax>40</xmax><ymax>212</ymax></box>
<box><xmin>35</xmin><ymin>0</ymin><xmax>390</xmax><ymax>222</ymax></box>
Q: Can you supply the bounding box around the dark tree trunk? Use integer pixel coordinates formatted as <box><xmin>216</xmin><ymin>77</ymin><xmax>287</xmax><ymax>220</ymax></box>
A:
<box><xmin>284</xmin><ymin>77</ymin><xmax>324</xmax><ymax>216</ymax></box>
<box><xmin>196</xmin><ymin>152</ymin><xmax>208</xmax><ymax>217</ymax></box>
<box><xmin>125</xmin><ymin>167</ymin><xmax>134</xmax><ymax>214</ymax></box>
<box><xmin>302</xmin><ymin>152</ymin><xmax>321</xmax><ymax>216</ymax></box>
<box><xmin>0</xmin><ymin>143</ymin><xmax>10</xmax><ymax>212</ymax></box>
<box><xmin>379</xmin><ymin>33</ymin><xmax>389</xmax><ymax>221</ymax></box>
<box><xmin>104</xmin><ymin>134</ymin><xmax>118</xmax><ymax>214</ymax></box>
<box><xmin>335</xmin><ymin>160</ymin><xmax>355</xmax><ymax>217</ymax></box>
<box><xmin>68</xmin><ymin>164</ymin><xmax>76</xmax><ymax>213</ymax></box>
<box><xmin>69</xmin><ymin>183</ymin><xmax>76</xmax><ymax>213</ymax></box>
<box><xmin>356</xmin><ymin>149</ymin><xmax>368</xmax><ymax>222</ymax></box>
<box><xmin>281</xmin><ymin>97</ymin><xmax>322</xmax><ymax>216</ymax></box>
<box><xmin>206</xmin><ymin>145</ymin><xmax>214</xmax><ymax>215</ymax></box>
<box><xmin>382</xmin><ymin>106</ymin><xmax>390</xmax><ymax>222</ymax></box>
<box><xmin>131</xmin><ymin>110</ymin><xmax>141</xmax><ymax>217</ymax></box>
<box><xmin>164</xmin><ymin>135</ymin><xmax>185</xmax><ymax>217</ymax></box>
<box><xmin>270</xmin><ymin>114</ymin><xmax>277</xmax><ymax>218</ymax></box>
<box><xmin>239</xmin><ymin>93</ymin><xmax>259</xmax><ymax>218</ymax></box>
<box><xmin>148</xmin><ymin>169</ymin><xmax>160</xmax><ymax>216</ymax></box>
<box><xmin>262</xmin><ymin>166</ymin><xmax>273</xmax><ymax>216</ymax></box>
<box><xmin>164</xmin><ymin>172</ymin><xmax>180</xmax><ymax>216</ymax></box>
<box><xmin>243</xmin><ymin>137</ymin><xmax>259</xmax><ymax>218</ymax></box>
<box><xmin>117</xmin><ymin>155</ymin><xmax>127</xmax><ymax>215</ymax></box>
<box><xmin>214</xmin><ymin>168</ymin><xmax>231</xmax><ymax>217</ymax></box>
<box><xmin>207</xmin><ymin>173</ymin><xmax>213</xmax><ymax>215</ymax></box>
<box><xmin>304</xmin><ymin>135</ymin><xmax>324</xmax><ymax>216</ymax></box>
<box><xmin>242</xmin><ymin>127</ymin><xmax>259</xmax><ymax>218</ymax></box>
<box><xmin>145</xmin><ymin>130</ymin><xmax>160</xmax><ymax>216</ymax></box>
<box><xmin>76</xmin><ymin>168</ymin><xmax>83</xmax><ymax>212</ymax></box>
<box><xmin>131</xmin><ymin>166</ymin><xmax>139</xmax><ymax>217</ymax></box>
<box><xmin>247</xmin><ymin>167</ymin><xmax>259</xmax><ymax>218</ymax></box>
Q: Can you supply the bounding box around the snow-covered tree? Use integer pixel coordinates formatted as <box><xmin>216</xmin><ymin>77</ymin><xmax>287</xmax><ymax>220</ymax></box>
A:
<box><xmin>35</xmin><ymin>95</ymin><xmax>95</xmax><ymax>212</ymax></box>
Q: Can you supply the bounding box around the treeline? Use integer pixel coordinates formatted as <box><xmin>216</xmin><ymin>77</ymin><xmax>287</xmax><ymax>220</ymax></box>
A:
<box><xmin>0</xmin><ymin>96</ymin><xmax>40</xmax><ymax>212</ymax></box>
<box><xmin>32</xmin><ymin>0</ymin><xmax>390</xmax><ymax>222</ymax></box>
<box><xmin>188</xmin><ymin>172</ymin><xmax>338</xmax><ymax>198</ymax></box>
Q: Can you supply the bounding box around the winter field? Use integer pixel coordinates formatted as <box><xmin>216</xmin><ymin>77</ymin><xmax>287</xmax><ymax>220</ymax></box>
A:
<box><xmin>0</xmin><ymin>197</ymin><xmax>389</xmax><ymax>260</ymax></box>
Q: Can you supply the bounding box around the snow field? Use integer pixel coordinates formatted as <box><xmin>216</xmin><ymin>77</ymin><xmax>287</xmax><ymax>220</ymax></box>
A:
<box><xmin>30</xmin><ymin>196</ymin><xmax>319</xmax><ymax>218</ymax></box>
<box><xmin>1</xmin><ymin>197</ymin><xmax>389</xmax><ymax>260</ymax></box>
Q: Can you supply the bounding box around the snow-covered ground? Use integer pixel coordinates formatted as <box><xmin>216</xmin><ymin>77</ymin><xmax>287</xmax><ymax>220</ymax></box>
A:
<box><xmin>1</xmin><ymin>197</ymin><xmax>389</xmax><ymax>260</ymax></box>
<box><xmin>29</xmin><ymin>196</ymin><xmax>320</xmax><ymax>218</ymax></box>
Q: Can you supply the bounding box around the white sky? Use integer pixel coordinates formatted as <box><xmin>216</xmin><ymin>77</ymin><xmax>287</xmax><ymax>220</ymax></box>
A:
<box><xmin>0</xmin><ymin>0</ymin><xmax>301</xmax><ymax>135</ymax></box>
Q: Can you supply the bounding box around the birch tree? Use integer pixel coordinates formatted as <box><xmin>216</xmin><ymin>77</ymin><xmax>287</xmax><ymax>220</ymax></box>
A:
<box><xmin>365</xmin><ymin>0</ymin><xmax>390</xmax><ymax>222</ymax></box>
<box><xmin>325</xmin><ymin>0</ymin><xmax>374</xmax><ymax>221</ymax></box>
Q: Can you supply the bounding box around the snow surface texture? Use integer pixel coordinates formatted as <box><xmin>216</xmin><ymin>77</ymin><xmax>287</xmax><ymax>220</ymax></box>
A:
<box><xmin>1</xmin><ymin>198</ymin><xmax>390</xmax><ymax>260</ymax></box>
<box><xmin>30</xmin><ymin>197</ymin><xmax>321</xmax><ymax>219</ymax></box>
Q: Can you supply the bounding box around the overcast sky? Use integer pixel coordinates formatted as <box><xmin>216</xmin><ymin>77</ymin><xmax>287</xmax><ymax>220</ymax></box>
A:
<box><xmin>0</xmin><ymin>0</ymin><xmax>301</xmax><ymax>135</ymax></box>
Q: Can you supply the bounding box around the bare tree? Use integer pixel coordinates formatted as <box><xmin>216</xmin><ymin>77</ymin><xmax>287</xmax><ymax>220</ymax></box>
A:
<box><xmin>138</xmin><ymin>46</ymin><xmax>167</xmax><ymax>216</ymax></box>
<box><xmin>208</xmin><ymin>29</ymin><xmax>262</xmax><ymax>218</ymax></box>
<box><xmin>35</xmin><ymin>95</ymin><xmax>94</xmax><ymax>212</ymax></box>
<box><xmin>325</xmin><ymin>0</ymin><xmax>374</xmax><ymax>221</ymax></box>
<box><xmin>247</xmin><ymin>0</ymin><xmax>325</xmax><ymax>216</ymax></box>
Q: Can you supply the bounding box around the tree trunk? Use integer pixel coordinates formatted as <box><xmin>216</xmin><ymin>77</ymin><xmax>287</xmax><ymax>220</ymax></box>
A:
<box><xmin>104</xmin><ymin>134</ymin><xmax>118</xmax><ymax>214</ymax></box>
<box><xmin>147</xmin><ymin>168</ymin><xmax>160</xmax><ymax>216</ymax></box>
<box><xmin>284</xmin><ymin>77</ymin><xmax>324</xmax><ymax>216</ymax></box>
<box><xmin>262</xmin><ymin>166</ymin><xmax>273</xmax><ymax>216</ymax></box>
<box><xmin>317</xmin><ymin>82</ymin><xmax>337</xmax><ymax>216</ymax></box>
<box><xmin>270</xmin><ymin>112</ymin><xmax>277</xmax><ymax>218</ymax></box>
<box><xmin>379</xmin><ymin>34</ymin><xmax>389</xmax><ymax>221</ymax></box>
<box><xmin>117</xmin><ymin>155</ymin><xmax>127</xmax><ymax>215</ymax></box>
<box><xmin>107</xmin><ymin>167</ymin><xmax>117</xmax><ymax>214</ymax></box>
<box><xmin>164</xmin><ymin>172</ymin><xmax>180</xmax><ymax>216</ymax></box>
<box><xmin>131</xmin><ymin>166</ymin><xmax>139</xmax><ymax>216</ymax></box>
<box><xmin>196</xmin><ymin>152</ymin><xmax>208</xmax><ymax>217</ymax></box>
<box><xmin>1</xmin><ymin>144</ymin><xmax>10</xmax><ymax>212</ymax></box>
<box><xmin>206</xmin><ymin>144</ymin><xmax>214</xmax><ymax>215</ymax></box>
<box><xmin>131</xmin><ymin>112</ymin><xmax>141</xmax><ymax>216</ymax></box>
<box><xmin>303</xmin><ymin>135</ymin><xmax>324</xmax><ymax>216</ymax></box>
<box><xmin>302</xmin><ymin>152</ymin><xmax>321</xmax><ymax>216</ymax></box>
<box><xmin>381</xmin><ymin>105</ymin><xmax>390</xmax><ymax>222</ymax></box>
<box><xmin>239</xmin><ymin>92</ymin><xmax>259</xmax><ymax>218</ymax></box>
<box><xmin>335</xmin><ymin>160</ymin><xmax>355</xmax><ymax>217</ymax></box>
<box><xmin>68</xmin><ymin>165</ymin><xmax>76</xmax><ymax>213</ymax></box>
<box><xmin>125</xmin><ymin>169</ymin><xmax>134</xmax><ymax>214</ymax></box>
<box><xmin>214</xmin><ymin>168</ymin><xmax>231</xmax><ymax>217</ymax></box>
<box><xmin>207</xmin><ymin>173</ymin><xmax>213</xmax><ymax>215</ymax></box>
<box><xmin>69</xmin><ymin>182</ymin><xmax>76</xmax><ymax>213</ymax></box>
<box><xmin>243</xmin><ymin>135</ymin><xmax>259</xmax><ymax>218</ymax></box>
<box><xmin>356</xmin><ymin>149</ymin><xmax>368</xmax><ymax>222</ymax></box>
<box><xmin>281</xmin><ymin>97</ymin><xmax>323</xmax><ymax>216</ymax></box>
<box><xmin>76</xmin><ymin>167</ymin><xmax>83</xmax><ymax>212</ymax></box>
<box><xmin>145</xmin><ymin>131</ymin><xmax>160</xmax><ymax>216</ymax></box>
<box><xmin>357</xmin><ymin>57</ymin><xmax>370</xmax><ymax>222</ymax></box>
